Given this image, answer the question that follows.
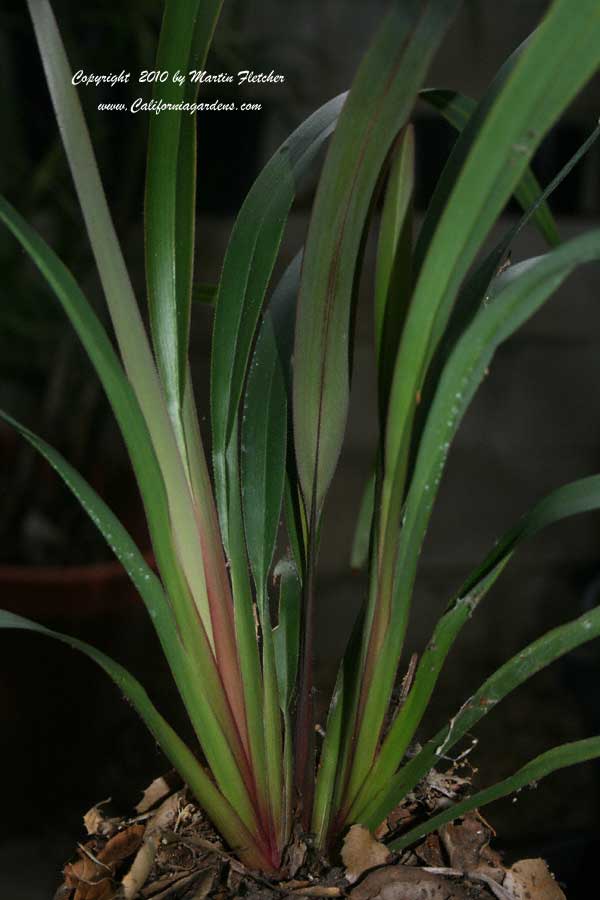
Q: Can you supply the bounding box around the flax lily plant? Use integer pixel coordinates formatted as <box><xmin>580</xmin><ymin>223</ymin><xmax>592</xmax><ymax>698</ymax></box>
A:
<box><xmin>3</xmin><ymin>0</ymin><xmax>600</xmax><ymax>874</ymax></box>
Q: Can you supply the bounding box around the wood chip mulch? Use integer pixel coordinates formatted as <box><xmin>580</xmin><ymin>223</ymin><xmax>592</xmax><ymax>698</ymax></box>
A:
<box><xmin>53</xmin><ymin>768</ymin><xmax>567</xmax><ymax>900</ymax></box>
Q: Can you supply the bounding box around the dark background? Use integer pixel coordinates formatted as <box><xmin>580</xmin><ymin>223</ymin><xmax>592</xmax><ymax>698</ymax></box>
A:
<box><xmin>1</xmin><ymin>1</ymin><xmax>600</xmax><ymax>897</ymax></box>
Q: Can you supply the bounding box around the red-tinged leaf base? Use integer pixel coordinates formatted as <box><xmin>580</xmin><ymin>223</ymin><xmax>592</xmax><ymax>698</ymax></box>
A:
<box><xmin>54</xmin><ymin>773</ymin><xmax>567</xmax><ymax>899</ymax></box>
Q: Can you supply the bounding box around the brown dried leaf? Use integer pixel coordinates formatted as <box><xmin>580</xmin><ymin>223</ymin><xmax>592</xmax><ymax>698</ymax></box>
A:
<box><xmin>74</xmin><ymin>881</ymin><xmax>115</xmax><ymax>900</ymax></box>
<box><xmin>380</xmin><ymin>799</ymin><xmax>419</xmax><ymax>838</ymax></box>
<box><xmin>65</xmin><ymin>845</ymin><xmax>113</xmax><ymax>900</ymax></box>
<box><xmin>148</xmin><ymin>869</ymin><xmax>215</xmax><ymax>900</ymax></box>
<box><xmin>342</xmin><ymin>825</ymin><xmax>391</xmax><ymax>884</ymax></box>
<box><xmin>440</xmin><ymin>812</ymin><xmax>494</xmax><ymax>871</ymax></box>
<box><xmin>283</xmin><ymin>831</ymin><xmax>308</xmax><ymax>879</ymax></box>
<box><xmin>83</xmin><ymin>805</ymin><xmax>115</xmax><ymax>838</ymax></box>
<box><xmin>503</xmin><ymin>858</ymin><xmax>566</xmax><ymax>900</ymax></box>
<box><xmin>98</xmin><ymin>825</ymin><xmax>145</xmax><ymax>865</ymax></box>
<box><xmin>66</xmin><ymin>848</ymin><xmax>115</xmax><ymax>900</ymax></box>
<box><xmin>147</xmin><ymin>792</ymin><xmax>182</xmax><ymax>834</ymax></box>
<box><xmin>415</xmin><ymin>833</ymin><xmax>445</xmax><ymax>868</ymax></box>
<box><xmin>350</xmin><ymin>865</ymin><xmax>471</xmax><ymax>900</ymax></box>
<box><xmin>136</xmin><ymin>774</ymin><xmax>178</xmax><ymax>814</ymax></box>
<box><xmin>121</xmin><ymin>833</ymin><xmax>160</xmax><ymax>900</ymax></box>
<box><xmin>226</xmin><ymin>863</ymin><xmax>245</xmax><ymax>894</ymax></box>
<box><xmin>120</xmin><ymin>794</ymin><xmax>183</xmax><ymax>899</ymax></box>
<box><xmin>189</xmin><ymin>870</ymin><xmax>217</xmax><ymax>899</ymax></box>
<box><xmin>288</xmin><ymin>887</ymin><xmax>342</xmax><ymax>897</ymax></box>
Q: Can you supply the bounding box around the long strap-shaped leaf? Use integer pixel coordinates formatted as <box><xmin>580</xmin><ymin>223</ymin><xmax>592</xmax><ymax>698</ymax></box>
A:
<box><xmin>145</xmin><ymin>0</ymin><xmax>223</xmax><ymax>427</ymax></box>
<box><xmin>0</xmin><ymin>611</ymin><xmax>271</xmax><ymax>872</ymax></box>
<box><xmin>293</xmin><ymin>0</ymin><xmax>461</xmax><ymax>518</ymax></box>
<box><xmin>409</xmin><ymin>120</ymin><xmax>600</xmax><ymax>487</ymax></box>
<box><xmin>240</xmin><ymin>246</ymin><xmax>304</xmax><ymax>844</ymax></box>
<box><xmin>349</xmin><ymin>110</ymin><xmax>599</xmax><ymax>578</ymax></box>
<box><xmin>242</xmin><ymin>312</ymin><xmax>288</xmax><ymax>602</ymax></box>
<box><xmin>25</xmin><ymin>1</ymin><xmax>249</xmax><ymax>749</ymax></box>
<box><xmin>180</xmin><ymin>383</ymin><xmax>270</xmax><ymax>847</ymax></box>
<box><xmin>273</xmin><ymin>563</ymin><xmax>302</xmax><ymax>842</ymax></box>
<box><xmin>291</xmin><ymin>0</ymin><xmax>461</xmax><ymax>824</ymax></box>
<box><xmin>375</xmin><ymin>125</ymin><xmax>415</xmax><ymax>420</ymax></box>
<box><xmin>347</xmin><ymin>475</ymin><xmax>600</xmax><ymax>822</ymax></box>
<box><xmin>360</xmin><ymin>599</ymin><xmax>600</xmax><ymax>830</ymax></box>
<box><xmin>0</xmin><ymin>198</ymin><xmax>211</xmax><ymax>661</ymax></box>
<box><xmin>211</xmin><ymin>93</ymin><xmax>345</xmax><ymax>542</ymax></box>
<box><xmin>146</xmin><ymin>4</ymin><xmax>246</xmax><ymax>750</ymax></box>
<box><xmin>0</xmin><ymin>410</ymin><xmax>263</xmax><ymax>839</ymax></box>
<box><xmin>0</xmin><ymin>197</ymin><xmax>260</xmax><ymax>816</ymax></box>
<box><xmin>381</xmin><ymin>0</ymin><xmax>600</xmax><ymax>562</ymax></box>
<box><xmin>344</xmin><ymin>230</ymin><xmax>600</xmax><ymax>813</ymax></box>
<box><xmin>362</xmin><ymin>0</ymin><xmax>600</xmax><ymax>801</ymax></box>
<box><xmin>25</xmin><ymin>0</ymin><xmax>219</xmax><ymax>649</ymax></box>
<box><xmin>390</xmin><ymin>737</ymin><xmax>600</xmax><ymax>851</ymax></box>
<box><xmin>418</xmin><ymin>86</ymin><xmax>560</xmax><ymax>251</ymax></box>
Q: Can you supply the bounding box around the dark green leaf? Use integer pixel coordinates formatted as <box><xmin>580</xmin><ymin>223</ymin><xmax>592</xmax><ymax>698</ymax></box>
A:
<box><xmin>390</xmin><ymin>737</ymin><xmax>600</xmax><ymax>851</ymax></box>
<box><xmin>145</xmin><ymin>0</ymin><xmax>223</xmax><ymax>418</ymax></box>
<box><xmin>0</xmin><ymin>610</ymin><xmax>268</xmax><ymax>869</ymax></box>
<box><xmin>211</xmin><ymin>95</ymin><xmax>345</xmax><ymax>535</ymax></box>
<box><xmin>361</xmin><ymin>600</ymin><xmax>600</xmax><ymax>829</ymax></box>
<box><xmin>419</xmin><ymin>87</ymin><xmax>560</xmax><ymax>248</ymax></box>
<box><xmin>293</xmin><ymin>0</ymin><xmax>461</xmax><ymax>516</ymax></box>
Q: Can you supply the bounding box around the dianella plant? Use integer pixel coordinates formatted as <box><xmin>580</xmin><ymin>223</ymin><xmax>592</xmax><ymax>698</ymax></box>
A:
<box><xmin>3</xmin><ymin>0</ymin><xmax>600</xmax><ymax>875</ymax></box>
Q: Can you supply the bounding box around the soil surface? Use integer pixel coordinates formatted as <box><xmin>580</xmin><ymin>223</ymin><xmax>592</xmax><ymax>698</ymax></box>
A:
<box><xmin>53</xmin><ymin>772</ymin><xmax>568</xmax><ymax>900</ymax></box>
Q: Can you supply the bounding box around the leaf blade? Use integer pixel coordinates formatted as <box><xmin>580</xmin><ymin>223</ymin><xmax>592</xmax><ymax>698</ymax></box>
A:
<box><xmin>345</xmin><ymin>229</ymin><xmax>600</xmax><ymax>816</ymax></box>
<box><xmin>361</xmin><ymin>598</ymin><xmax>600</xmax><ymax>830</ymax></box>
<box><xmin>419</xmin><ymin>87</ymin><xmax>560</xmax><ymax>247</ymax></box>
<box><xmin>0</xmin><ymin>610</ymin><xmax>269</xmax><ymax>870</ymax></box>
<box><xmin>211</xmin><ymin>94</ymin><xmax>345</xmax><ymax>536</ymax></box>
<box><xmin>293</xmin><ymin>0</ymin><xmax>461</xmax><ymax>515</ymax></box>
<box><xmin>390</xmin><ymin>737</ymin><xmax>600</xmax><ymax>851</ymax></box>
<box><xmin>145</xmin><ymin>0</ymin><xmax>223</xmax><ymax>417</ymax></box>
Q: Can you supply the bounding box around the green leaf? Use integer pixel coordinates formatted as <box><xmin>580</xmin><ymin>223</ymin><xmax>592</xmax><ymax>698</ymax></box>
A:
<box><xmin>312</xmin><ymin>667</ymin><xmax>346</xmax><ymax>846</ymax></box>
<box><xmin>0</xmin><ymin>199</ymin><xmax>253</xmax><ymax>817</ymax></box>
<box><xmin>0</xmin><ymin>408</ymin><xmax>263</xmax><ymax>839</ymax></box>
<box><xmin>271</xmin><ymin>251</ymin><xmax>307</xmax><ymax>576</ymax></box>
<box><xmin>24</xmin><ymin>1</ymin><xmax>226</xmax><ymax>663</ymax></box>
<box><xmin>345</xmin><ymin>229</ymin><xmax>600</xmax><ymax>816</ymax></box>
<box><xmin>273</xmin><ymin>561</ymin><xmax>302</xmax><ymax>842</ymax></box>
<box><xmin>242</xmin><ymin>236</ymin><xmax>300</xmax><ymax>599</ymax></box>
<box><xmin>0</xmin><ymin>409</ymin><xmax>175</xmax><ymax>641</ymax></box>
<box><xmin>419</xmin><ymin>87</ymin><xmax>560</xmax><ymax>248</ymax></box>
<box><xmin>242</xmin><ymin>311</ymin><xmax>288</xmax><ymax>600</ymax></box>
<box><xmin>145</xmin><ymin>0</ymin><xmax>223</xmax><ymax>422</ymax></box>
<box><xmin>25</xmin><ymin>0</ymin><xmax>168</xmax><ymax>450</ymax></box>
<box><xmin>143</xmin><ymin>5</ymin><xmax>248</xmax><ymax>730</ymax></box>
<box><xmin>411</xmin><ymin>119</ymin><xmax>600</xmax><ymax>473</ymax></box>
<box><xmin>312</xmin><ymin>611</ymin><xmax>366</xmax><ymax>847</ymax></box>
<box><xmin>242</xmin><ymin>263</ymin><xmax>300</xmax><ymax>837</ymax></box>
<box><xmin>273</xmin><ymin>562</ymin><xmax>302</xmax><ymax>712</ymax></box>
<box><xmin>211</xmin><ymin>94</ymin><xmax>345</xmax><ymax>536</ymax></box>
<box><xmin>350</xmin><ymin>471</ymin><xmax>376</xmax><ymax>572</ymax></box>
<box><xmin>0</xmin><ymin>195</ymin><xmax>184</xmax><ymax>632</ymax></box>
<box><xmin>349</xmin><ymin>473</ymin><xmax>600</xmax><ymax>819</ymax></box>
<box><xmin>393</xmin><ymin>229</ymin><xmax>600</xmax><ymax>655</ymax></box>
<box><xmin>382</xmin><ymin>0</ymin><xmax>600</xmax><ymax>565</ymax></box>
<box><xmin>221</xmin><ymin>417</ymin><xmax>270</xmax><ymax>814</ymax></box>
<box><xmin>293</xmin><ymin>0</ymin><xmax>461</xmax><ymax>517</ymax></box>
<box><xmin>361</xmin><ymin>599</ymin><xmax>600</xmax><ymax>830</ymax></box>
<box><xmin>0</xmin><ymin>610</ymin><xmax>270</xmax><ymax>871</ymax></box>
<box><xmin>390</xmin><ymin>737</ymin><xmax>600</xmax><ymax>851</ymax></box>
<box><xmin>375</xmin><ymin>125</ymin><xmax>415</xmax><ymax>417</ymax></box>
